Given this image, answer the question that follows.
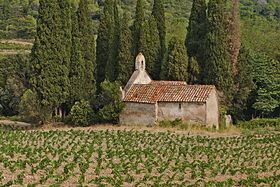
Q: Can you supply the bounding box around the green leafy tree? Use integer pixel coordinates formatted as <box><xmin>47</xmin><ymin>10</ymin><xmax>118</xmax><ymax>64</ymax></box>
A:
<box><xmin>77</xmin><ymin>0</ymin><xmax>96</xmax><ymax>100</ymax></box>
<box><xmin>96</xmin><ymin>80</ymin><xmax>125</xmax><ymax>124</ymax></box>
<box><xmin>161</xmin><ymin>37</ymin><xmax>188</xmax><ymax>81</ymax></box>
<box><xmin>19</xmin><ymin>89</ymin><xmax>51</xmax><ymax>123</ymax></box>
<box><xmin>250</xmin><ymin>53</ymin><xmax>280</xmax><ymax>117</ymax></box>
<box><xmin>203</xmin><ymin>0</ymin><xmax>233</xmax><ymax>99</ymax></box>
<box><xmin>132</xmin><ymin>0</ymin><xmax>145</xmax><ymax>57</ymax></box>
<box><xmin>152</xmin><ymin>0</ymin><xmax>166</xmax><ymax>77</ymax></box>
<box><xmin>185</xmin><ymin>0</ymin><xmax>207</xmax><ymax>73</ymax></box>
<box><xmin>30</xmin><ymin>0</ymin><xmax>71</xmax><ymax>116</ymax></box>
<box><xmin>68</xmin><ymin>99</ymin><xmax>94</xmax><ymax>126</ymax></box>
<box><xmin>0</xmin><ymin>54</ymin><xmax>30</xmax><ymax>116</ymax></box>
<box><xmin>139</xmin><ymin>16</ymin><xmax>160</xmax><ymax>79</ymax></box>
<box><xmin>117</xmin><ymin>12</ymin><xmax>134</xmax><ymax>86</ymax></box>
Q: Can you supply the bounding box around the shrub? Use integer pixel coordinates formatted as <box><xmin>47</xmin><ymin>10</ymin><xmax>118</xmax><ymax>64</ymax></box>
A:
<box><xmin>237</xmin><ymin>118</ymin><xmax>280</xmax><ymax>130</ymax></box>
<box><xmin>19</xmin><ymin>89</ymin><xmax>51</xmax><ymax>123</ymax></box>
<box><xmin>68</xmin><ymin>100</ymin><xmax>94</xmax><ymax>126</ymax></box>
<box><xmin>159</xmin><ymin>118</ymin><xmax>183</xmax><ymax>128</ymax></box>
<box><xmin>95</xmin><ymin>81</ymin><xmax>125</xmax><ymax>124</ymax></box>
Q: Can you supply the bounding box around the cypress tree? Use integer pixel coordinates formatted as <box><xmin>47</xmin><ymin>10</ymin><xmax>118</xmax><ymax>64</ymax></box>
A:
<box><xmin>161</xmin><ymin>37</ymin><xmax>188</xmax><ymax>81</ymax></box>
<box><xmin>69</xmin><ymin>9</ymin><xmax>86</xmax><ymax>103</ymax></box>
<box><xmin>106</xmin><ymin>0</ymin><xmax>120</xmax><ymax>82</ymax></box>
<box><xmin>132</xmin><ymin>0</ymin><xmax>145</xmax><ymax>57</ymax></box>
<box><xmin>96</xmin><ymin>0</ymin><xmax>114</xmax><ymax>92</ymax></box>
<box><xmin>117</xmin><ymin>12</ymin><xmax>134</xmax><ymax>86</ymax></box>
<box><xmin>186</xmin><ymin>0</ymin><xmax>207</xmax><ymax>82</ymax></box>
<box><xmin>30</xmin><ymin>0</ymin><xmax>71</xmax><ymax>115</ymax></box>
<box><xmin>77</xmin><ymin>0</ymin><xmax>96</xmax><ymax>100</ymax></box>
<box><xmin>203</xmin><ymin>0</ymin><xmax>233</xmax><ymax>97</ymax></box>
<box><xmin>228</xmin><ymin>0</ymin><xmax>241</xmax><ymax>74</ymax></box>
<box><xmin>188</xmin><ymin>56</ymin><xmax>200</xmax><ymax>84</ymax></box>
<box><xmin>139</xmin><ymin>16</ymin><xmax>160</xmax><ymax>79</ymax></box>
<box><xmin>231</xmin><ymin>46</ymin><xmax>255</xmax><ymax>120</ymax></box>
<box><xmin>152</xmin><ymin>0</ymin><xmax>166</xmax><ymax>77</ymax></box>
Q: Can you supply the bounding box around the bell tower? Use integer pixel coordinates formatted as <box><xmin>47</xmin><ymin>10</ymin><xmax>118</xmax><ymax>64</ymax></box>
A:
<box><xmin>135</xmin><ymin>53</ymin><xmax>145</xmax><ymax>71</ymax></box>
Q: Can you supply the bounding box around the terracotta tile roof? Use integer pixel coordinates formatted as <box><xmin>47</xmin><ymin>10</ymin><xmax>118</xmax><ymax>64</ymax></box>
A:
<box><xmin>123</xmin><ymin>81</ymin><xmax>216</xmax><ymax>104</ymax></box>
<box><xmin>150</xmin><ymin>80</ymin><xmax>187</xmax><ymax>85</ymax></box>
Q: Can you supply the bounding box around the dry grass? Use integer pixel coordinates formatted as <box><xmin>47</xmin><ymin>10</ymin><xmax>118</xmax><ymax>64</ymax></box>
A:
<box><xmin>0</xmin><ymin>39</ymin><xmax>33</xmax><ymax>46</ymax></box>
<box><xmin>38</xmin><ymin>123</ymin><xmax>241</xmax><ymax>137</ymax></box>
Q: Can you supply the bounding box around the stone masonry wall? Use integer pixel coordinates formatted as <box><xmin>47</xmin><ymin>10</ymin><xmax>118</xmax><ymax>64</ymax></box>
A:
<box><xmin>206</xmin><ymin>90</ymin><xmax>219</xmax><ymax>128</ymax></box>
<box><xmin>119</xmin><ymin>102</ymin><xmax>156</xmax><ymax>125</ymax></box>
<box><xmin>157</xmin><ymin>102</ymin><xmax>206</xmax><ymax>123</ymax></box>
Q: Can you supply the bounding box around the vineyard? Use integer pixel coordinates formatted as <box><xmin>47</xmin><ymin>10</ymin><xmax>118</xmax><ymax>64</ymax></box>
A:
<box><xmin>0</xmin><ymin>129</ymin><xmax>280</xmax><ymax>186</ymax></box>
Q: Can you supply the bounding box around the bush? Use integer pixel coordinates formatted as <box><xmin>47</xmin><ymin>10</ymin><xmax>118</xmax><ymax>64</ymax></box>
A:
<box><xmin>19</xmin><ymin>89</ymin><xmax>51</xmax><ymax>123</ymax></box>
<box><xmin>68</xmin><ymin>100</ymin><xmax>94</xmax><ymax>126</ymax></box>
<box><xmin>237</xmin><ymin>118</ymin><xmax>280</xmax><ymax>130</ymax></box>
<box><xmin>159</xmin><ymin>118</ymin><xmax>183</xmax><ymax>128</ymax></box>
<box><xmin>95</xmin><ymin>81</ymin><xmax>125</xmax><ymax>124</ymax></box>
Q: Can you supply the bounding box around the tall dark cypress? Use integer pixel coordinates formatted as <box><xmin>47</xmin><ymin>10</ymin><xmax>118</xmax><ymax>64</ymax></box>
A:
<box><xmin>132</xmin><ymin>0</ymin><xmax>145</xmax><ymax>57</ymax></box>
<box><xmin>106</xmin><ymin>0</ymin><xmax>120</xmax><ymax>82</ymax></box>
<box><xmin>231</xmin><ymin>46</ymin><xmax>254</xmax><ymax>120</ymax></box>
<box><xmin>96</xmin><ymin>0</ymin><xmax>114</xmax><ymax>92</ymax></box>
<box><xmin>203</xmin><ymin>0</ymin><xmax>233</xmax><ymax>97</ymax></box>
<box><xmin>30</xmin><ymin>0</ymin><xmax>70</xmax><ymax>115</ymax></box>
<box><xmin>186</xmin><ymin>0</ymin><xmax>207</xmax><ymax>82</ymax></box>
<box><xmin>77</xmin><ymin>0</ymin><xmax>96</xmax><ymax>100</ymax></box>
<box><xmin>228</xmin><ymin>0</ymin><xmax>241</xmax><ymax>74</ymax></box>
<box><xmin>152</xmin><ymin>0</ymin><xmax>166</xmax><ymax>78</ymax></box>
<box><xmin>117</xmin><ymin>12</ymin><xmax>134</xmax><ymax>86</ymax></box>
<box><xmin>69</xmin><ymin>9</ymin><xmax>86</xmax><ymax>103</ymax></box>
<box><xmin>139</xmin><ymin>16</ymin><xmax>160</xmax><ymax>78</ymax></box>
<box><xmin>161</xmin><ymin>37</ymin><xmax>188</xmax><ymax>81</ymax></box>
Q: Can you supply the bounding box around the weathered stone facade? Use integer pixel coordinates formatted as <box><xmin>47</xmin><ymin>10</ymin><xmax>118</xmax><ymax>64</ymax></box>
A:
<box><xmin>120</xmin><ymin>53</ymin><xmax>219</xmax><ymax>128</ymax></box>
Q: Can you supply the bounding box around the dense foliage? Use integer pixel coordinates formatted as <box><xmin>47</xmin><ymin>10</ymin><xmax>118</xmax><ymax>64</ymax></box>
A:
<box><xmin>161</xmin><ymin>37</ymin><xmax>188</xmax><ymax>81</ymax></box>
<box><xmin>68</xmin><ymin>99</ymin><xmax>94</xmax><ymax>126</ymax></box>
<box><xmin>0</xmin><ymin>129</ymin><xmax>280</xmax><ymax>185</ymax></box>
<box><xmin>0</xmin><ymin>0</ymin><xmax>279</xmax><ymax>124</ymax></box>
<box><xmin>30</xmin><ymin>0</ymin><xmax>71</xmax><ymax>113</ymax></box>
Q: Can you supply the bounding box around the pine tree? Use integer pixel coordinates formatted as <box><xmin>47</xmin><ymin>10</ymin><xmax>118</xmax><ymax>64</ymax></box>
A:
<box><xmin>106</xmin><ymin>0</ymin><xmax>120</xmax><ymax>82</ymax></box>
<box><xmin>139</xmin><ymin>16</ymin><xmax>160</xmax><ymax>79</ymax></box>
<box><xmin>186</xmin><ymin>0</ymin><xmax>206</xmax><ymax>82</ymax></box>
<box><xmin>117</xmin><ymin>12</ymin><xmax>134</xmax><ymax>86</ymax></box>
<box><xmin>69</xmin><ymin>9</ymin><xmax>86</xmax><ymax>103</ymax></box>
<box><xmin>152</xmin><ymin>0</ymin><xmax>166</xmax><ymax>77</ymax></box>
<box><xmin>96</xmin><ymin>0</ymin><xmax>114</xmax><ymax>92</ymax></box>
<box><xmin>77</xmin><ymin>0</ymin><xmax>96</xmax><ymax>100</ymax></box>
<box><xmin>203</xmin><ymin>0</ymin><xmax>233</xmax><ymax>98</ymax></box>
<box><xmin>132</xmin><ymin>0</ymin><xmax>145</xmax><ymax>57</ymax></box>
<box><xmin>161</xmin><ymin>37</ymin><xmax>188</xmax><ymax>81</ymax></box>
<box><xmin>30</xmin><ymin>0</ymin><xmax>71</xmax><ymax>115</ymax></box>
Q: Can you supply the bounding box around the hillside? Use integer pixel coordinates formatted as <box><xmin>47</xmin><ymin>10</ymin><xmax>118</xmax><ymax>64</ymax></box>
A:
<box><xmin>0</xmin><ymin>0</ymin><xmax>280</xmax><ymax>59</ymax></box>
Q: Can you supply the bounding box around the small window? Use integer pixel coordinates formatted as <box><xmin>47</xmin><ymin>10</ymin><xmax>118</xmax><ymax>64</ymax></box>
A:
<box><xmin>179</xmin><ymin>103</ymin><xmax>182</xmax><ymax>110</ymax></box>
<box><xmin>141</xmin><ymin>61</ymin><xmax>144</xmax><ymax>69</ymax></box>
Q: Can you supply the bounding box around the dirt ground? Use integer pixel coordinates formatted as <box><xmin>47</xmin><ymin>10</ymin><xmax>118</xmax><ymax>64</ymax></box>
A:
<box><xmin>0</xmin><ymin>120</ymin><xmax>32</xmax><ymax>127</ymax></box>
<box><xmin>38</xmin><ymin>123</ymin><xmax>242</xmax><ymax>137</ymax></box>
<box><xmin>0</xmin><ymin>39</ymin><xmax>33</xmax><ymax>45</ymax></box>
